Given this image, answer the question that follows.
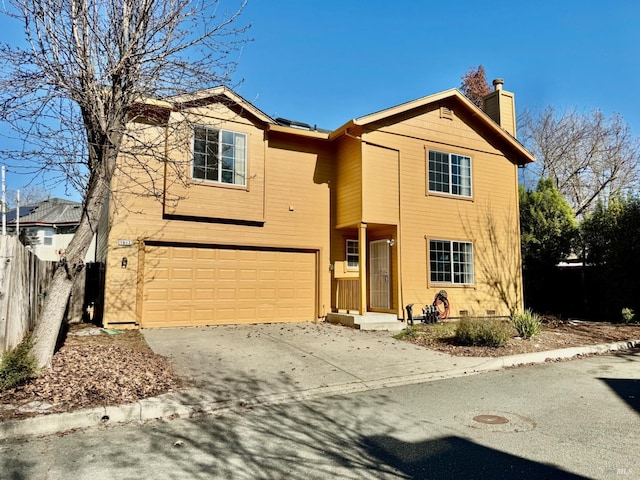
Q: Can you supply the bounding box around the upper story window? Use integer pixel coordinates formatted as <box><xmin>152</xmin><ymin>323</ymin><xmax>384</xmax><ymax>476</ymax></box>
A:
<box><xmin>429</xmin><ymin>239</ymin><xmax>474</xmax><ymax>284</ymax></box>
<box><xmin>346</xmin><ymin>239</ymin><xmax>359</xmax><ymax>269</ymax></box>
<box><xmin>193</xmin><ymin>126</ymin><xmax>247</xmax><ymax>186</ymax></box>
<box><xmin>428</xmin><ymin>150</ymin><xmax>472</xmax><ymax>197</ymax></box>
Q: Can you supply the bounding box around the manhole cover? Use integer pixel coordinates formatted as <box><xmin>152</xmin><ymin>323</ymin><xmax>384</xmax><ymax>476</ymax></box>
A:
<box><xmin>455</xmin><ymin>411</ymin><xmax>536</xmax><ymax>432</ymax></box>
<box><xmin>473</xmin><ymin>414</ymin><xmax>509</xmax><ymax>425</ymax></box>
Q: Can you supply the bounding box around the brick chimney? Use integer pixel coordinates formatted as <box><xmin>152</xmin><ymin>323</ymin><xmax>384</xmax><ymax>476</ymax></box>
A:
<box><xmin>482</xmin><ymin>78</ymin><xmax>517</xmax><ymax>137</ymax></box>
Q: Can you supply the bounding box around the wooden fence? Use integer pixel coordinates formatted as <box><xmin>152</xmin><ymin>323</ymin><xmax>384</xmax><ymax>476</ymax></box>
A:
<box><xmin>336</xmin><ymin>278</ymin><xmax>360</xmax><ymax>313</ymax></box>
<box><xmin>0</xmin><ymin>236</ymin><xmax>55</xmax><ymax>355</ymax></box>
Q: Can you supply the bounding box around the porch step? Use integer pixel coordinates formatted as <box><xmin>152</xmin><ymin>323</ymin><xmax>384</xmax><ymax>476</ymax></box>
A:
<box><xmin>326</xmin><ymin>312</ymin><xmax>406</xmax><ymax>332</ymax></box>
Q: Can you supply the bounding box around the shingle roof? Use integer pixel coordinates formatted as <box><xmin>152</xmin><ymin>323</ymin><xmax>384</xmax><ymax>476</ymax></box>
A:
<box><xmin>5</xmin><ymin>205</ymin><xmax>36</xmax><ymax>223</ymax></box>
<box><xmin>7</xmin><ymin>198</ymin><xmax>82</xmax><ymax>226</ymax></box>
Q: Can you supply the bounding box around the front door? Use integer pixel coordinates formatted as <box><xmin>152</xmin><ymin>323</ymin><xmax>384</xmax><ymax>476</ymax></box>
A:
<box><xmin>369</xmin><ymin>240</ymin><xmax>391</xmax><ymax>310</ymax></box>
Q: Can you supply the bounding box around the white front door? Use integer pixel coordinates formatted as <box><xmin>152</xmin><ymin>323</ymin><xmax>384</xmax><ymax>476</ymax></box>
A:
<box><xmin>369</xmin><ymin>240</ymin><xmax>391</xmax><ymax>310</ymax></box>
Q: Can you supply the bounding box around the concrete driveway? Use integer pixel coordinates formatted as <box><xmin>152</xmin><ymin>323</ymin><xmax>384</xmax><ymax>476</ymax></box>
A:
<box><xmin>141</xmin><ymin>321</ymin><xmax>508</xmax><ymax>406</ymax></box>
<box><xmin>143</xmin><ymin>321</ymin><xmax>640</xmax><ymax>411</ymax></box>
<box><xmin>3</xmin><ymin>321</ymin><xmax>637</xmax><ymax>443</ymax></box>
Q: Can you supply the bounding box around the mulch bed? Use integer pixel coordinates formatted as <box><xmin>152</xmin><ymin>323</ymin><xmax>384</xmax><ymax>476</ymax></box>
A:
<box><xmin>0</xmin><ymin>328</ymin><xmax>181</xmax><ymax>421</ymax></box>
<box><xmin>400</xmin><ymin>319</ymin><xmax>640</xmax><ymax>357</ymax></box>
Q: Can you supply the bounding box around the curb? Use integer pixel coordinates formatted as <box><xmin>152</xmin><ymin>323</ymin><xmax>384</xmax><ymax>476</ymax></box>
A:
<box><xmin>1</xmin><ymin>339</ymin><xmax>638</xmax><ymax>441</ymax></box>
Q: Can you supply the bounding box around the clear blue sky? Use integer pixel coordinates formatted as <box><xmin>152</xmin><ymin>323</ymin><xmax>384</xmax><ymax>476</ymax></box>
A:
<box><xmin>1</xmin><ymin>0</ymin><xmax>639</xmax><ymax>199</ymax></box>
<box><xmin>234</xmin><ymin>0</ymin><xmax>640</xmax><ymax>131</ymax></box>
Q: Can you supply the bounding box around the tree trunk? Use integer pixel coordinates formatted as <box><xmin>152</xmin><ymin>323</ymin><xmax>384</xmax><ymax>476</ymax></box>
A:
<box><xmin>30</xmin><ymin>178</ymin><xmax>110</xmax><ymax>369</ymax></box>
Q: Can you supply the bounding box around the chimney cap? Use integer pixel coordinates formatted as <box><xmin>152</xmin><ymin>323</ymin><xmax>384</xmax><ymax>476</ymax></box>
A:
<box><xmin>492</xmin><ymin>78</ymin><xmax>504</xmax><ymax>91</ymax></box>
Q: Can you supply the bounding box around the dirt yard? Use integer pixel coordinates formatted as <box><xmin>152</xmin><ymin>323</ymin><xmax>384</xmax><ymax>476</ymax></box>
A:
<box><xmin>0</xmin><ymin>319</ymin><xmax>638</xmax><ymax>422</ymax></box>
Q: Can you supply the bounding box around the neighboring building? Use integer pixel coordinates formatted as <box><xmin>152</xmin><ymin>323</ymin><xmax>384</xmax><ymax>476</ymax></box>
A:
<box><xmin>98</xmin><ymin>80</ymin><xmax>534</xmax><ymax>329</ymax></box>
<box><xmin>6</xmin><ymin>198</ymin><xmax>89</xmax><ymax>262</ymax></box>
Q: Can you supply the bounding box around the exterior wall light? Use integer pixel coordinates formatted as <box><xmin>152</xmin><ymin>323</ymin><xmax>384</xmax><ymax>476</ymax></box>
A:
<box><xmin>387</xmin><ymin>239</ymin><xmax>396</xmax><ymax>247</ymax></box>
<box><xmin>121</xmin><ymin>257</ymin><xmax>128</xmax><ymax>269</ymax></box>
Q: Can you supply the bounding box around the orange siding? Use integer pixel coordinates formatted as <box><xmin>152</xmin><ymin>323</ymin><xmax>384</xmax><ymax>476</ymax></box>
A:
<box><xmin>362</xmin><ymin>143</ymin><xmax>399</xmax><ymax>224</ymax></box>
<box><xmin>163</xmin><ymin>105</ymin><xmax>266</xmax><ymax>222</ymax></box>
<box><xmin>360</xmin><ymin>104</ymin><xmax>523</xmax><ymax>317</ymax></box>
<box><xmin>484</xmin><ymin>97</ymin><xmax>500</xmax><ymax>126</ymax></box>
<box><xmin>335</xmin><ymin>135</ymin><xmax>362</xmax><ymax>227</ymax></box>
<box><xmin>500</xmin><ymin>91</ymin><xmax>517</xmax><ymax>136</ymax></box>
<box><xmin>331</xmin><ymin>228</ymin><xmax>359</xmax><ymax>279</ymax></box>
<box><xmin>102</xmin><ymin>118</ymin><xmax>332</xmax><ymax>327</ymax></box>
<box><xmin>483</xmin><ymin>90</ymin><xmax>516</xmax><ymax>137</ymax></box>
<box><xmin>105</xmin><ymin>90</ymin><xmax>527</xmax><ymax>326</ymax></box>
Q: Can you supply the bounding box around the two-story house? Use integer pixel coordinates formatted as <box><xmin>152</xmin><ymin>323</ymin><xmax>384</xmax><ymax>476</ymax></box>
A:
<box><xmin>98</xmin><ymin>80</ymin><xmax>533</xmax><ymax>329</ymax></box>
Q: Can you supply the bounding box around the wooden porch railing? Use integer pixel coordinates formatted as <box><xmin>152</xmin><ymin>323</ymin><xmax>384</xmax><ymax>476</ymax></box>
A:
<box><xmin>336</xmin><ymin>278</ymin><xmax>360</xmax><ymax>312</ymax></box>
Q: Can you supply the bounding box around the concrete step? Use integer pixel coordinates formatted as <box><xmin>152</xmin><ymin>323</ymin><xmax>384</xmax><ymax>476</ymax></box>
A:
<box><xmin>326</xmin><ymin>312</ymin><xmax>406</xmax><ymax>332</ymax></box>
<box><xmin>356</xmin><ymin>321</ymin><xmax>406</xmax><ymax>331</ymax></box>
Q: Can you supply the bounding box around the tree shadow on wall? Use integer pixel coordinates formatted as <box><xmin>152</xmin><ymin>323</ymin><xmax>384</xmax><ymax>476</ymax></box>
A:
<box><xmin>460</xmin><ymin>203</ymin><xmax>523</xmax><ymax>316</ymax></box>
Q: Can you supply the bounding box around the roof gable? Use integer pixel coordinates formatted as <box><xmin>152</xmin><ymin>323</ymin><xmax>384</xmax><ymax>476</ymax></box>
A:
<box><xmin>135</xmin><ymin>85</ymin><xmax>534</xmax><ymax>164</ymax></box>
<box><xmin>330</xmin><ymin>88</ymin><xmax>534</xmax><ymax>165</ymax></box>
<box><xmin>171</xmin><ymin>86</ymin><xmax>275</xmax><ymax>126</ymax></box>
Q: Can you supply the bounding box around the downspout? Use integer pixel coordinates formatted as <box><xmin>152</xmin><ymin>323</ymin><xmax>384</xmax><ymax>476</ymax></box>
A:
<box><xmin>344</xmin><ymin>131</ymin><xmax>405</xmax><ymax>321</ymax></box>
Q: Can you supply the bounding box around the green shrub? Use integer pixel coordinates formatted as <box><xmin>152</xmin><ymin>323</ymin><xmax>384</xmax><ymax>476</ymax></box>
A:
<box><xmin>394</xmin><ymin>325</ymin><xmax>421</xmax><ymax>340</ymax></box>
<box><xmin>621</xmin><ymin>307</ymin><xmax>635</xmax><ymax>324</ymax></box>
<box><xmin>512</xmin><ymin>309</ymin><xmax>542</xmax><ymax>339</ymax></box>
<box><xmin>0</xmin><ymin>334</ymin><xmax>38</xmax><ymax>391</ymax></box>
<box><xmin>454</xmin><ymin>317</ymin><xmax>512</xmax><ymax>347</ymax></box>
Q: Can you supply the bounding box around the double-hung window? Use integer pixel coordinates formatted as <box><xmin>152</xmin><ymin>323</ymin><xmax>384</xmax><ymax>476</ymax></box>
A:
<box><xmin>346</xmin><ymin>240</ymin><xmax>359</xmax><ymax>270</ymax></box>
<box><xmin>428</xmin><ymin>150</ymin><xmax>472</xmax><ymax>197</ymax></box>
<box><xmin>42</xmin><ymin>228</ymin><xmax>55</xmax><ymax>246</ymax></box>
<box><xmin>429</xmin><ymin>239</ymin><xmax>474</xmax><ymax>284</ymax></box>
<box><xmin>193</xmin><ymin>126</ymin><xmax>247</xmax><ymax>186</ymax></box>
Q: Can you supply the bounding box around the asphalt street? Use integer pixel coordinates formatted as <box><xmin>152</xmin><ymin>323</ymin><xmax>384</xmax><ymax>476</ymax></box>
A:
<box><xmin>1</xmin><ymin>351</ymin><xmax>638</xmax><ymax>479</ymax></box>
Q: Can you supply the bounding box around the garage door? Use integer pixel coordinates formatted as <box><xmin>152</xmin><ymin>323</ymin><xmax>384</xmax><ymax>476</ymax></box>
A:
<box><xmin>141</xmin><ymin>245</ymin><xmax>317</xmax><ymax>328</ymax></box>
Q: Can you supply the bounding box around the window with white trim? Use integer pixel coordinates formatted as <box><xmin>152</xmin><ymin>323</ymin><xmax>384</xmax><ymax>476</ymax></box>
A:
<box><xmin>193</xmin><ymin>126</ymin><xmax>247</xmax><ymax>185</ymax></box>
<box><xmin>346</xmin><ymin>239</ymin><xmax>359</xmax><ymax>269</ymax></box>
<box><xmin>42</xmin><ymin>228</ymin><xmax>54</xmax><ymax>246</ymax></box>
<box><xmin>428</xmin><ymin>150</ymin><xmax>472</xmax><ymax>197</ymax></box>
<box><xmin>429</xmin><ymin>239</ymin><xmax>474</xmax><ymax>284</ymax></box>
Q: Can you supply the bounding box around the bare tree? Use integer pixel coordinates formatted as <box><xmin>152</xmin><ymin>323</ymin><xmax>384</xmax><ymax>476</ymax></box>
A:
<box><xmin>0</xmin><ymin>0</ymin><xmax>249</xmax><ymax>368</ymax></box>
<box><xmin>6</xmin><ymin>186</ymin><xmax>51</xmax><ymax>208</ymax></box>
<box><xmin>460</xmin><ymin>65</ymin><xmax>492</xmax><ymax>108</ymax></box>
<box><xmin>520</xmin><ymin>107</ymin><xmax>640</xmax><ymax>217</ymax></box>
